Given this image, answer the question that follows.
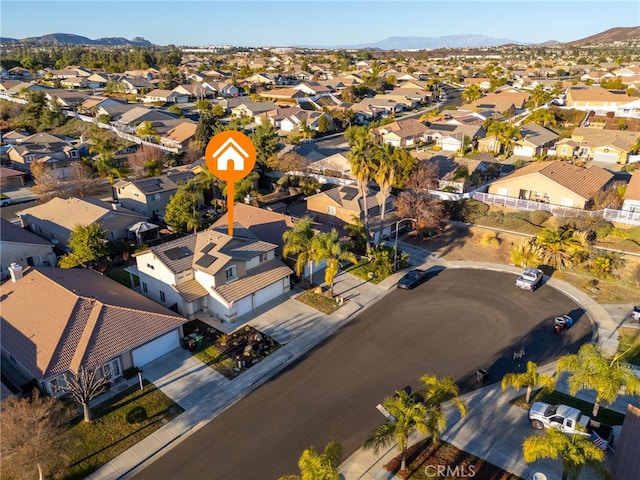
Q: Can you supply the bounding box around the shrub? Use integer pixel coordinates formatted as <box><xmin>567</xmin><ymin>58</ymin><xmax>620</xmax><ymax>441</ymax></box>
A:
<box><xmin>480</xmin><ymin>232</ymin><xmax>501</xmax><ymax>248</ymax></box>
<box><xmin>627</xmin><ymin>226</ymin><xmax>640</xmax><ymax>243</ymax></box>
<box><xmin>594</xmin><ymin>223</ymin><xmax>614</xmax><ymax>240</ymax></box>
<box><xmin>609</xmin><ymin>228</ymin><xmax>631</xmax><ymax>239</ymax></box>
<box><xmin>451</xmin><ymin>199</ymin><xmax>490</xmax><ymax>222</ymax></box>
<box><xmin>126</xmin><ymin>406</ymin><xmax>148</xmax><ymax>424</ymax></box>
<box><xmin>529</xmin><ymin>210</ymin><xmax>552</xmax><ymax>226</ymax></box>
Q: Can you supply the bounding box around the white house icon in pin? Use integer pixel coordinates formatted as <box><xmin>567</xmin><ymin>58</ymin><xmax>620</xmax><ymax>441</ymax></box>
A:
<box><xmin>212</xmin><ymin>138</ymin><xmax>250</xmax><ymax>170</ymax></box>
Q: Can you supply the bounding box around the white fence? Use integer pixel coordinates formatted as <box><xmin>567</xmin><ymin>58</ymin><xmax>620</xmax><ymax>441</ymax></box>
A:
<box><xmin>473</xmin><ymin>192</ymin><xmax>640</xmax><ymax>226</ymax></box>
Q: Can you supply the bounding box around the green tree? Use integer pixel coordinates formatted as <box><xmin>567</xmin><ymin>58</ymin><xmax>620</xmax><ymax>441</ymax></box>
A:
<box><xmin>535</xmin><ymin>226</ymin><xmax>587</xmax><ymax>269</ymax></box>
<box><xmin>221</xmin><ymin>171</ymin><xmax>260</xmax><ymax>202</ymax></box>
<box><xmin>419</xmin><ymin>374</ymin><xmax>467</xmax><ymax>445</ymax></box>
<box><xmin>194</xmin><ymin>110</ymin><xmax>220</xmax><ymax>150</ymax></box>
<box><xmin>510</xmin><ymin>238</ymin><xmax>544</xmax><ymax>268</ymax></box>
<box><xmin>556</xmin><ymin>343</ymin><xmax>640</xmax><ymax>417</ymax></box>
<box><xmin>523</xmin><ymin>428</ymin><xmax>607</xmax><ymax>480</ymax></box>
<box><xmin>196</xmin><ymin>99</ymin><xmax>211</xmax><ymax>112</ymax></box>
<box><xmin>0</xmin><ymin>390</ymin><xmax>73</xmax><ymax>480</ymax></box>
<box><xmin>364</xmin><ymin>390</ymin><xmax>429</xmax><ymax>473</ymax></box>
<box><xmin>347</xmin><ymin>125</ymin><xmax>375</xmax><ymax>253</ymax></box>
<box><xmin>282</xmin><ymin>216</ymin><xmax>317</xmax><ymax>285</ymax></box>
<box><xmin>137</xmin><ymin>121</ymin><xmax>160</xmax><ymax>142</ymax></box>
<box><xmin>526</xmin><ymin>85</ymin><xmax>552</xmax><ymax>109</ymax></box>
<box><xmin>62</xmin><ymin>366</ymin><xmax>108</xmax><ymax>422</ymax></box>
<box><xmin>59</xmin><ymin>223</ymin><xmax>109</xmax><ymax>268</ymax></box>
<box><xmin>487</xmin><ymin>121</ymin><xmax>522</xmax><ymax>157</ymax></box>
<box><xmin>313</xmin><ymin>229</ymin><xmax>357</xmax><ymax>296</ymax></box>
<box><xmin>279</xmin><ymin>442</ymin><xmax>343</xmax><ymax>480</ymax></box>
<box><xmin>344</xmin><ymin>214</ymin><xmax>367</xmax><ymax>255</ymax></box>
<box><xmin>250</xmin><ymin>117</ymin><xmax>279</xmax><ymax>168</ymax></box>
<box><xmin>317</xmin><ymin>114</ymin><xmax>330</xmax><ymax>134</ymax></box>
<box><xmin>88</xmin><ymin>132</ymin><xmax>121</xmax><ymax>184</ymax></box>
<box><xmin>462</xmin><ymin>84</ymin><xmax>483</xmax><ymax>104</ymax></box>
<box><xmin>524</xmin><ymin>108</ymin><xmax>557</xmax><ymax>128</ymax></box>
<box><xmin>164</xmin><ymin>190</ymin><xmax>201</xmax><ymax>233</ymax></box>
<box><xmin>501</xmin><ymin>361</ymin><xmax>555</xmax><ymax>404</ymax></box>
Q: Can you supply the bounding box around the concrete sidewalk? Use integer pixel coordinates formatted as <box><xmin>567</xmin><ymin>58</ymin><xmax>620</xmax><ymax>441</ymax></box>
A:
<box><xmin>88</xmin><ymin>245</ymin><xmax>633</xmax><ymax>480</ymax></box>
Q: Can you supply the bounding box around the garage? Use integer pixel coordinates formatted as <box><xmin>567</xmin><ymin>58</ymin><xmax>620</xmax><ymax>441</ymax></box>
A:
<box><xmin>593</xmin><ymin>150</ymin><xmax>618</xmax><ymax>163</ymax></box>
<box><xmin>254</xmin><ymin>280</ymin><xmax>284</xmax><ymax>308</ymax></box>
<box><xmin>235</xmin><ymin>296</ymin><xmax>253</xmax><ymax>318</ymax></box>
<box><xmin>132</xmin><ymin>329</ymin><xmax>180</xmax><ymax>367</ymax></box>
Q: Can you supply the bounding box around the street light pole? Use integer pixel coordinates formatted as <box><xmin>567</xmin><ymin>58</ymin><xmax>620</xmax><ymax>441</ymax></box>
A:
<box><xmin>393</xmin><ymin>217</ymin><xmax>417</xmax><ymax>271</ymax></box>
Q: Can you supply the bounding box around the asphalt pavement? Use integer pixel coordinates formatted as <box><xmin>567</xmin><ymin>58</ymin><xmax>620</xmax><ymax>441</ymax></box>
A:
<box><xmin>84</xmin><ymin>241</ymin><xmax>637</xmax><ymax>480</ymax></box>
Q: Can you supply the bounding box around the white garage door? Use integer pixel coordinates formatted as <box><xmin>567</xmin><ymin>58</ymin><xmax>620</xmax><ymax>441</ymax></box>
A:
<box><xmin>235</xmin><ymin>296</ymin><xmax>253</xmax><ymax>317</ymax></box>
<box><xmin>513</xmin><ymin>145</ymin><xmax>534</xmax><ymax>157</ymax></box>
<box><xmin>593</xmin><ymin>151</ymin><xmax>617</xmax><ymax>163</ymax></box>
<box><xmin>254</xmin><ymin>280</ymin><xmax>284</xmax><ymax>308</ymax></box>
<box><xmin>132</xmin><ymin>330</ymin><xmax>179</xmax><ymax>367</ymax></box>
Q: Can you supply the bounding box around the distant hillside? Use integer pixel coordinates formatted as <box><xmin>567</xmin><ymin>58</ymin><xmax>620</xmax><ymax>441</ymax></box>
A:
<box><xmin>331</xmin><ymin>34</ymin><xmax>522</xmax><ymax>50</ymax></box>
<box><xmin>1</xmin><ymin>33</ymin><xmax>153</xmax><ymax>46</ymax></box>
<box><xmin>565</xmin><ymin>26</ymin><xmax>640</xmax><ymax>45</ymax></box>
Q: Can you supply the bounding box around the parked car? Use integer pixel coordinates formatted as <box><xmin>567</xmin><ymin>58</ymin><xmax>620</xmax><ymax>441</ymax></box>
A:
<box><xmin>632</xmin><ymin>306</ymin><xmax>640</xmax><ymax>321</ymax></box>
<box><xmin>515</xmin><ymin>268</ymin><xmax>544</xmax><ymax>291</ymax></box>
<box><xmin>0</xmin><ymin>194</ymin><xmax>12</xmax><ymax>207</ymax></box>
<box><xmin>397</xmin><ymin>269</ymin><xmax>427</xmax><ymax>290</ymax></box>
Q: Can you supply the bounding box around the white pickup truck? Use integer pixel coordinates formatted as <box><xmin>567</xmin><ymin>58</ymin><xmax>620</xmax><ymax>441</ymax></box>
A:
<box><xmin>529</xmin><ymin>402</ymin><xmax>614</xmax><ymax>450</ymax></box>
<box><xmin>515</xmin><ymin>268</ymin><xmax>544</xmax><ymax>291</ymax></box>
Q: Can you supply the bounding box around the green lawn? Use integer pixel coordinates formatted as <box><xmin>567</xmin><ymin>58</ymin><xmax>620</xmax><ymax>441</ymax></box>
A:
<box><xmin>344</xmin><ymin>260</ymin><xmax>388</xmax><ymax>284</ymax></box>
<box><xmin>105</xmin><ymin>266</ymin><xmax>135</xmax><ymax>288</ymax></box>
<box><xmin>514</xmin><ymin>388</ymin><xmax>626</xmax><ymax>427</ymax></box>
<box><xmin>63</xmin><ymin>382</ymin><xmax>183</xmax><ymax>480</ymax></box>
<box><xmin>193</xmin><ymin>344</ymin><xmax>238</xmax><ymax>379</ymax></box>
<box><xmin>295</xmin><ymin>289</ymin><xmax>345</xmax><ymax>314</ymax></box>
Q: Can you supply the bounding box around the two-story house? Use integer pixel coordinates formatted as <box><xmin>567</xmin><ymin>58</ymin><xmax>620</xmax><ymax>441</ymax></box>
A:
<box><xmin>17</xmin><ymin>197</ymin><xmax>147</xmax><ymax>251</ymax></box>
<box><xmin>0</xmin><ymin>218</ymin><xmax>57</xmax><ymax>280</ymax></box>
<box><xmin>128</xmin><ymin>229</ymin><xmax>293</xmax><ymax>323</ymax></box>
<box><xmin>6</xmin><ymin>132</ymin><xmax>82</xmax><ymax>175</ymax></box>
<box><xmin>372</xmin><ymin>118</ymin><xmax>429</xmax><ymax>147</ymax></box>
<box><xmin>112</xmin><ymin>171</ymin><xmax>199</xmax><ymax>221</ymax></box>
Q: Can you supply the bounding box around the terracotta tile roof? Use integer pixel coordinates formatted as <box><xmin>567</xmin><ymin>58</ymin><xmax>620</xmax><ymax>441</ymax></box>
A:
<box><xmin>568</xmin><ymin>86</ymin><xmax>638</xmax><ymax>103</ymax></box>
<box><xmin>164</xmin><ymin>122</ymin><xmax>197</xmax><ymax>143</ymax></box>
<box><xmin>173</xmin><ymin>278</ymin><xmax>209</xmax><ymax>303</ymax></box>
<box><xmin>571</xmin><ymin>128</ymin><xmax>640</xmax><ymax>151</ymax></box>
<box><xmin>0</xmin><ymin>268</ymin><xmax>186</xmax><ymax>378</ymax></box>
<box><xmin>623</xmin><ymin>170</ymin><xmax>640</xmax><ymax>201</ymax></box>
<box><xmin>610</xmin><ymin>404</ymin><xmax>640</xmax><ymax>480</ymax></box>
<box><xmin>215</xmin><ymin>259</ymin><xmax>292</xmax><ymax>303</ymax></box>
<box><xmin>494</xmin><ymin>160</ymin><xmax>613</xmax><ymax>200</ymax></box>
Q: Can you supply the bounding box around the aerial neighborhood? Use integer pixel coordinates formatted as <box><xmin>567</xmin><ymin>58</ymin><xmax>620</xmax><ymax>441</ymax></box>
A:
<box><xmin>1</xmin><ymin>24</ymin><xmax>640</xmax><ymax>480</ymax></box>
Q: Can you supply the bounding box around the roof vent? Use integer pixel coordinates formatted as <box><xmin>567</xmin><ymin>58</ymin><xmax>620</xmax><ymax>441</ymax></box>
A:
<box><xmin>8</xmin><ymin>263</ymin><xmax>23</xmax><ymax>283</ymax></box>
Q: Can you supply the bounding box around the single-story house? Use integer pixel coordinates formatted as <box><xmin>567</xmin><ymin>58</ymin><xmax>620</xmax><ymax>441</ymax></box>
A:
<box><xmin>0</xmin><ymin>266</ymin><xmax>187</xmax><ymax>396</ymax></box>
<box><xmin>0</xmin><ymin>218</ymin><xmax>57</xmax><ymax>280</ymax></box>
<box><xmin>512</xmin><ymin>123</ymin><xmax>559</xmax><ymax>158</ymax></box>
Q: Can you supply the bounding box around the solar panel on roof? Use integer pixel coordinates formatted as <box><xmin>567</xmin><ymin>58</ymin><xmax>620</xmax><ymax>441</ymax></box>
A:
<box><xmin>165</xmin><ymin>246</ymin><xmax>191</xmax><ymax>260</ymax></box>
<box><xmin>195</xmin><ymin>254</ymin><xmax>216</xmax><ymax>268</ymax></box>
<box><xmin>201</xmin><ymin>243</ymin><xmax>216</xmax><ymax>254</ymax></box>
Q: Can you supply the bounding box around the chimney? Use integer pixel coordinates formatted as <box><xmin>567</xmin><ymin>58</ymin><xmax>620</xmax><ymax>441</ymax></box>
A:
<box><xmin>8</xmin><ymin>263</ymin><xmax>23</xmax><ymax>283</ymax></box>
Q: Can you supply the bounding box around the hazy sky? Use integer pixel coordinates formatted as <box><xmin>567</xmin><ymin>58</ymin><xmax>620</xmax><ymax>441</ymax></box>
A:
<box><xmin>1</xmin><ymin>0</ymin><xmax>638</xmax><ymax>47</ymax></box>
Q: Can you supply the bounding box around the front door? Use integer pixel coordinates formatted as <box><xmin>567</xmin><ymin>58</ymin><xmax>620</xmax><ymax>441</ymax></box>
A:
<box><xmin>102</xmin><ymin>358</ymin><xmax>122</xmax><ymax>381</ymax></box>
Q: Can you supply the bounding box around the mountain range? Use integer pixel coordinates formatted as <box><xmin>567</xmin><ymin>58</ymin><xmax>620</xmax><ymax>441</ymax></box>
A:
<box><xmin>0</xmin><ymin>26</ymin><xmax>638</xmax><ymax>49</ymax></box>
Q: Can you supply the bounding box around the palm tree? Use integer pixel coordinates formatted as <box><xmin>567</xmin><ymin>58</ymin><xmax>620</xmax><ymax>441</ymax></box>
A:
<box><xmin>419</xmin><ymin>374</ymin><xmax>467</xmax><ymax>445</ymax></box>
<box><xmin>510</xmin><ymin>238</ymin><xmax>544</xmax><ymax>268</ymax></box>
<box><xmin>137</xmin><ymin>121</ymin><xmax>160</xmax><ymax>142</ymax></box>
<box><xmin>526</xmin><ymin>85</ymin><xmax>552</xmax><ymax>109</ymax></box>
<box><xmin>462</xmin><ymin>84</ymin><xmax>483</xmax><ymax>104</ymax></box>
<box><xmin>283</xmin><ymin>216</ymin><xmax>317</xmax><ymax>285</ymax></box>
<box><xmin>556</xmin><ymin>343</ymin><xmax>640</xmax><ymax>417</ymax></box>
<box><xmin>344</xmin><ymin>214</ymin><xmax>367</xmax><ymax>255</ymax></box>
<box><xmin>88</xmin><ymin>134</ymin><xmax>121</xmax><ymax>184</ymax></box>
<box><xmin>62</xmin><ymin>366</ymin><xmax>108</xmax><ymax>422</ymax></box>
<box><xmin>501</xmin><ymin>361</ymin><xmax>555</xmax><ymax>404</ymax></box>
<box><xmin>313</xmin><ymin>229</ymin><xmax>358</xmax><ymax>297</ymax></box>
<box><xmin>372</xmin><ymin>144</ymin><xmax>396</xmax><ymax>222</ymax></box>
<box><xmin>364</xmin><ymin>390</ymin><xmax>429</xmax><ymax>473</ymax></box>
<box><xmin>347</xmin><ymin>127</ymin><xmax>375</xmax><ymax>254</ymax></box>
<box><xmin>535</xmin><ymin>226</ymin><xmax>587</xmax><ymax>269</ymax></box>
<box><xmin>524</xmin><ymin>108</ymin><xmax>557</xmax><ymax>128</ymax></box>
<box><xmin>279</xmin><ymin>441</ymin><xmax>343</xmax><ymax>480</ymax></box>
<box><xmin>522</xmin><ymin>428</ymin><xmax>607</xmax><ymax>480</ymax></box>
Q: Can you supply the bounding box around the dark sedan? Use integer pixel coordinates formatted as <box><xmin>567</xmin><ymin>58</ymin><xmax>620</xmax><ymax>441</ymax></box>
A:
<box><xmin>397</xmin><ymin>268</ymin><xmax>427</xmax><ymax>289</ymax></box>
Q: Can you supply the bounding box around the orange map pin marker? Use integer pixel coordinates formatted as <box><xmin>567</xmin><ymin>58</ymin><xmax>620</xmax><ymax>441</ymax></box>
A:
<box><xmin>205</xmin><ymin>130</ymin><xmax>257</xmax><ymax>237</ymax></box>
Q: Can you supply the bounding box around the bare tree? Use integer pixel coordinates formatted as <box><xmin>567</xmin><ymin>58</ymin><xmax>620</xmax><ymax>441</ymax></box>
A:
<box><xmin>62</xmin><ymin>366</ymin><xmax>108</xmax><ymax>422</ymax></box>
<box><xmin>396</xmin><ymin>162</ymin><xmax>447</xmax><ymax>237</ymax></box>
<box><xmin>0</xmin><ymin>389</ymin><xmax>73</xmax><ymax>480</ymax></box>
<box><xmin>127</xmin><ymin>145</ymin><xmax>165</xmax><ymax>178</ymax></box>
<box><xmin>30</xmin><ymin>162</ymin><xmax>66</xmax><ymax>202</ymax></box>
<box><xmin>67</xmin><ymin>161</ymin><xmax>102</xmax><ymax>198</ymax></box>
<box><xmin>182</xmin><ymin>140</ymin><xmax>204</xmax><ymax>165</ymax></box>
<box><xmin>270</xmin><ymin>152</ymin><xmax>309</xmax><ymax>172</ymax></box>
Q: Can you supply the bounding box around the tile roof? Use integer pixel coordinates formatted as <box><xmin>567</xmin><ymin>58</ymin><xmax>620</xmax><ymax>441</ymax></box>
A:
<box><xmin>571</xmin><ymin>128</ymin><xmax>640</xmax><ymax>151</ymax></box>
<box><xmin>494</xmin><ymin>160</ymin><xmax>613</xmax><ymax>200</ymax></box>
<box><xmin>1</xmin><ymin>267</ymin><xmax>185</xmax><ymax>378</ymax></box>
<box><xmin>0</xmin><ymin>218</ymin><xmax>52</xmax><ymax>246</ymax></box>
<box><xmin>149</xmin><ymin>234</ymin><xmax>198</xmax><ymax>274</ymax></box>
<box><xmin>517</xmin><ymin>124</ymin><xmax>559</xmax><ymax>147</ymax></box>
<box><xmin>215</xmin><ymin>259</ymin><xmax>292</xmax><ymax>303</ymax></box>
<box><xmin>173</xmin><ymin>279</ymin><xmax>209</xmax><ymax>303</ymax></box>
<box><xmin>610</xmin><ymin>404</ymin><xmax>640</xmax><ymax>480</ymax></box>
<box><xmin>623</xmin><ymin>170</ymin><xmax>640</xmax><ymax>201</ymax></box>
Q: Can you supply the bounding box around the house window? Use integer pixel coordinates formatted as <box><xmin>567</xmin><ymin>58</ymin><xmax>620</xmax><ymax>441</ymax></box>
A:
<box><xmin>146</xmin><ymin>263</ymin><xmax>155</xmax><ymax>270</ymax></box>
<box><xmin>110</xmin><ymin>231</ymin><xmax>118</xmax><ymax>240</ymax></box>
<box><xmin>48</xmin><ymin>375</ymin><xmax>67</xmax><ymax>395</ymax></box>
<box><xmin>142</xmin><ymin>282</ymin><xmax>148</xmax><ymax>293</ymax></box>
<box><xmin>259</xmin><ymin>253</ymin><xmax>268</xmax><ymax>263</ymax></box>
<box><xmin>160</xmin><ymin>290</ymin><xmax>166</xmax><ymax>302</ymax></box>
<box><xmin>226</xmin><ymin>266</ymin><xmax>236</xmax><ymax>279</ymax></box>
<box><xmin>50</xmin><ymin>232</ymin><xmax>56</xmax><ymax>241</ymax></box>
<box><xmin>102</xmin><ymin>359</ymin><xmax>121</xmax><ymax>380</ymax></box>
<box><xmin>69</xmin><ymin>150</ymin><xmax>78</xmax><ymax>158</ymax></box>
<box><xmin>154</xmin><ymin>193</ymin><xmax>161</xmax><ymax>201</ymax></box>
<box><xmin>327</xmin><ymin>221</ymin><xmax>334</xmax><ymax>227</ymax></box>
<box><xmin>327</xmin><ymin>205</ymin><xmax>336</xmax><ymax>215</ymax></box>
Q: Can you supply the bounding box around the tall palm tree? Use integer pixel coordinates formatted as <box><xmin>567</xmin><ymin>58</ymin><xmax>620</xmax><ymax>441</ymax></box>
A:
<box><xmin>364</xmin><ymin>390</ymin><xmax>429</xmax><ymax>473</ymax></box>
<box><xmin>88</xmin><ymin>135</ymin><xmax>121</xmax><ymax>184</ymax></box>
<box><xmin>313</xmin><ymin>229</ymin><xmax>358</xmax><ymax>297</ymax></box>
<box><xmin>419</xmin><ymin>374</ymin><xmax>467</xmax><ymax>445</ymax></box>
<box><xmin>524</xmin><ymin>108</ymin><xmax>557</xmax><ymax>128</ymax></box>
<box><xmin>535</xmin><ymin>226</ymin><xmax>587</xmax><ymax>269</ymax></box>
<box><xmin>347</xmin><ymin>126</ymin><xmax>375</xmax><ymax>253</ymax></box>
<box><xmin>522</xmin><ymin>428</ymin><xmax>607</xmax><ymax>480</ymax></box>
<box><xmin>556</xmin><ymin>343</ymin><xmax>640</xmax><ymax>417</ymax></box>
<box><xmin>283</xmin><ymin>216</ymin><xmax>317</xmax><ymax>285</ymax></box>
<box><xmin>279</xmin><ymin>441</ymin><xmax>343</xmax><ymax>480</ymax></box>
<box><xmin>372</xmin><ymin>144</ymin><xmax>396</xmax><ymax>222</ymax></box>
<box><xmin>501</xmin><ymin>361</ymin><xmax>555</xmax><ymax>404</ymax></box>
